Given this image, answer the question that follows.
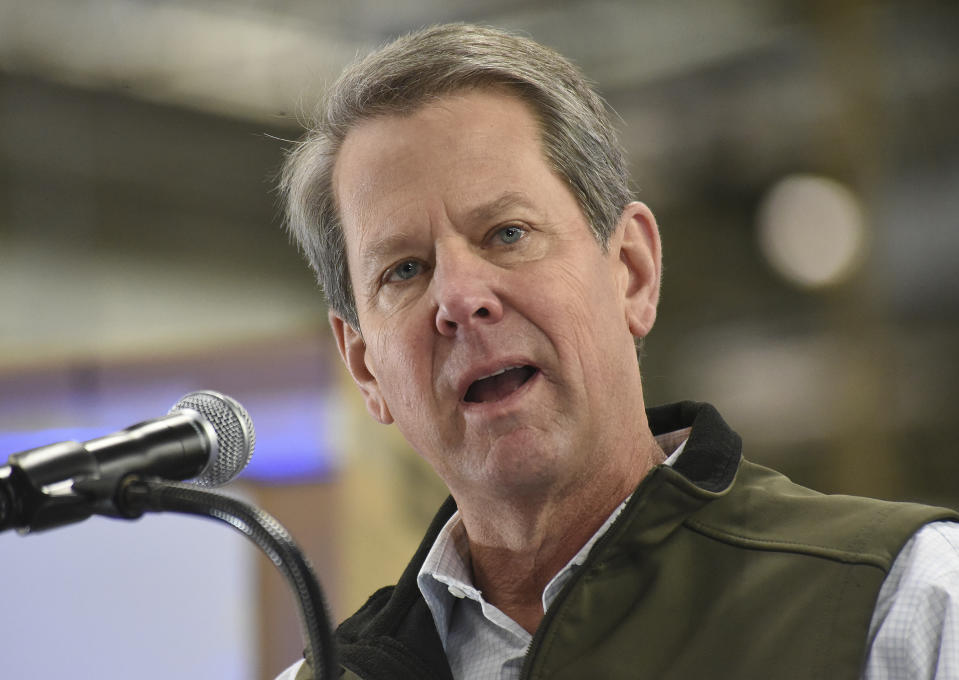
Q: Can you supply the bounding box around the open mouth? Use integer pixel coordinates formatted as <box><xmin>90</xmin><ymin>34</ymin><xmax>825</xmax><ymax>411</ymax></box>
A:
<box><xmin>464</xmin><ymin>365</ymin><xmax>538</xmax><ymax>403</ymax></box>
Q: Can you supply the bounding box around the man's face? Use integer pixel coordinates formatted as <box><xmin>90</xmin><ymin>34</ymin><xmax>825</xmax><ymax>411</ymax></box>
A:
<box><xmin>331</xmin><ymin>89</ymin><xmax>660</xmax><ymax>504</ymax></box>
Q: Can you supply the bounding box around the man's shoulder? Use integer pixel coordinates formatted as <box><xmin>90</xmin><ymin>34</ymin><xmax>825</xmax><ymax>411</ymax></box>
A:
<box><xmin>332</xmin><ymin>583</ymin><xmax>451</xmax><ymax>680</ymax></box>
<box><xmin>644</xmin><ymin>400</ymin><xmax>958</xmax><ymax>569</ymax></box>
<box><xmin>335</xmin><ymin>585</ymin><xmax>401</xmax><ymax>640</ymax></box>
<box><xmin>690</xmin><ymin>456</ymin><xmax>959</xmax><ymax>570</ymax></box>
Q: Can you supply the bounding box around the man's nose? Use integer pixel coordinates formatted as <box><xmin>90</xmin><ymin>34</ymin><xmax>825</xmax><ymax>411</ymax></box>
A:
<box><xmin>431</xmin><ymin>247</ymin><xmax>504</xmax><ymax>336</ymax></box>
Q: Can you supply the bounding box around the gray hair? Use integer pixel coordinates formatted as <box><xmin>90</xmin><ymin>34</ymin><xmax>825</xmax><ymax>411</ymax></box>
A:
<box><xmin>280</xmin><ymin>23</ymin><xmax>633</xmax><ymax>331</ymax></box>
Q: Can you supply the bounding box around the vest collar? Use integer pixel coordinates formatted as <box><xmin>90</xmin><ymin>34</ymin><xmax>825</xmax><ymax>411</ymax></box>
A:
<box><xmin>595</xmin><ymin>401</ymin><xmax>743</xmax><ymax>558</ymax></box>
<box><xmin>648</xmin><ymin>401</ymin><xmax>742</xmax><ymax>493</ymax></box>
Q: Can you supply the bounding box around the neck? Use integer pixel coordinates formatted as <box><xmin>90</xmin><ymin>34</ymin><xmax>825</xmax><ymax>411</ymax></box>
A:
<box><xmin>456</xmin><ymin>429</ymin><xmax>664</xmax><ymax>633</ymax></box>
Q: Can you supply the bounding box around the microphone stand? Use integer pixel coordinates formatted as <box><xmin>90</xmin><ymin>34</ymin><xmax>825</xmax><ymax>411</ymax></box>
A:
<box><xmin>114</xmin><ymin>476</ymin><xmax>337</xmax><ymax>680</ymax></box>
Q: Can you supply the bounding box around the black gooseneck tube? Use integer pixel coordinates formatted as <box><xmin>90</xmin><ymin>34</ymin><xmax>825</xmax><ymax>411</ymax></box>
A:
<box><xmin>116</xmin><ymin>476</ymin><xmax>338</xmax><ymax>680</ymax></box>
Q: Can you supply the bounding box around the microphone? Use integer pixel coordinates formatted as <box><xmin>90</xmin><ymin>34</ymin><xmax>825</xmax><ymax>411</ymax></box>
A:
<box><xmin>0</xmin><ymin>390</ymin><xmax>255</xmax><ymax>534</ymax></box>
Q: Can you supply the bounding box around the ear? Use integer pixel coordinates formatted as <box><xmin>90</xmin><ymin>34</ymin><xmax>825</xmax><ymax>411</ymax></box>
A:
<box><xmin>614</xmin><ymin>202</ymin><xmax>662</xmax><ymax>339</ymax></box>
<box><xmin>329</xmin><ymin>311</ymin><xmax>394</xmax><ymax>425</ymax></box>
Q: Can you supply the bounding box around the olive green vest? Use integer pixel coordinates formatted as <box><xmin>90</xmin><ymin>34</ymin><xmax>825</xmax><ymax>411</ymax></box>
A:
<box><xmin>298</xmin><ymin>402</ymin><xmax>958</xmax><ymax>679</ymax></box>
<box><xmin>522</xmin><ymin>457</ymin><xmax>956</xmax><ymax>679</ymax></box>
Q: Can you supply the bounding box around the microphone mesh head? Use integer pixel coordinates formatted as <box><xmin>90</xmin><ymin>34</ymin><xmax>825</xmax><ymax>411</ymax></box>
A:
<box><xmin>170</xmin><ymin>391</ymin><xmax>255</xmax><ymax>486</ymax></box>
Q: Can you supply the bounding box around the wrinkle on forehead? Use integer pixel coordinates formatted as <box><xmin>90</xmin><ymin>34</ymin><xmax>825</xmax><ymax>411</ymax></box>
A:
<box><xmin>333</xmin><ymin>91</ymin><xmax>543</xmax><ymax>208</ymax></box>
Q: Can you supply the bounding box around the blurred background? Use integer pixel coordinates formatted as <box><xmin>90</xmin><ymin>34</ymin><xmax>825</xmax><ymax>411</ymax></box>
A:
<box><xmin>1</xmin><ymin>0</ymin><xmax>956</xmax><ymax>676</ymax></box>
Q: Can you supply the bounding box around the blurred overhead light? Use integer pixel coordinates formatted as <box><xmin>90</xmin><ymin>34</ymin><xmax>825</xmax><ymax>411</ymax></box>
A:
<box><xmin>757</xmin><ymin>174</ymin><xmax>867</xmax><ymax>289</ymax></box>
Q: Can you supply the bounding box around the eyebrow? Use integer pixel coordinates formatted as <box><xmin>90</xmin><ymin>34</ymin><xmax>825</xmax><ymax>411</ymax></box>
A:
<box><xmin>360</xmin><ymin>230</ymin><xmax>418</xmax><ymax>285</ymax></box>
<box><xmin>358</xmin><ymin>192</ymin><xmax>541</xmax><ymax>285</ymax></box>
<box><xmin>465</xmin><ymin>191</ymin><xmax>539</xmax><ymax>224</ymax></box>
<box><xmin>362</xmin><ymin>231</ymin><xmax>414</xmax><ymax>266</ymax></box>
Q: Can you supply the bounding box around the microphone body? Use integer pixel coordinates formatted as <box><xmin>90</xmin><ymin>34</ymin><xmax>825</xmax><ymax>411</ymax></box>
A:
<box><xmin>0</xmin><ymin>391</ymin><xmax>253</xmax><ymax>534</ymax></box>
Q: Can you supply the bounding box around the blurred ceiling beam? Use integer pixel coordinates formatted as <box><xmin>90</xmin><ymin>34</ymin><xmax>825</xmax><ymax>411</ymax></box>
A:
<box><xmin>0</xmin><ymin>0</ymin><xmax>361</xmax><ymax>124</ymax></box>
<box><xmin>0</xmin><ymin>0</ymin><xmax>795</xmax><ymax>127</ymax></box>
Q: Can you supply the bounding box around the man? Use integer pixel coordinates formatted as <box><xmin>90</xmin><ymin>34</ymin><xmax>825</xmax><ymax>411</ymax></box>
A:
<box><xmin>277</xmin><ymin>23</ymin><xmax>959</xmax><ymax>679</ymax></box>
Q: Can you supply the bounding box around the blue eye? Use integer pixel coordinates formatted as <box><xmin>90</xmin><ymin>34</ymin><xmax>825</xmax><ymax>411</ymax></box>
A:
<box><xmin>496</xmin><ymin>225</ymin><xmax>525</xmax><ymax>244</ymax></box>
<box><xmin>387</xmin><ymin>260</ymin><xmax>422</xmax><ymax>282</ymax></box>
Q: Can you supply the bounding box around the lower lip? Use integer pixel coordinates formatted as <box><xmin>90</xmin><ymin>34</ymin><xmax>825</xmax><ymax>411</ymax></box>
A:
<box><xmin>460</xmin><ymin>368</ymin><xmax>541</xmax><ymax>417</ymax></box>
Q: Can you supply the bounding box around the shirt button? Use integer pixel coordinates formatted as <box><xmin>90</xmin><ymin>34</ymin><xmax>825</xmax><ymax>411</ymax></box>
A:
<box><xmin>447</xmin><ymin>585</ymin><xmax>467</xmax><ymax>599</ymax></box>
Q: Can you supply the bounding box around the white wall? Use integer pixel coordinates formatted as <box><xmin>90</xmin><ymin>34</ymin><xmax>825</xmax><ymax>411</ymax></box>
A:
<box><xmin>0</xmin><ymin>509</ymin><xmax>257</xmax><ymax>679</ymax></box>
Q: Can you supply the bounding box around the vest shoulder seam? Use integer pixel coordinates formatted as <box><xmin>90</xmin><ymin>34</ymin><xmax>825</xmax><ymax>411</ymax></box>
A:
<box><xmin>683</xmin><ymin>518</ymin><xmax>891</xmax><ymax>569</ymax></box>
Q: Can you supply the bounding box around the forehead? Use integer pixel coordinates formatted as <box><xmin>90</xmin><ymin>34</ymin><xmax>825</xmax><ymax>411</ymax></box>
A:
<box><xmin>331</xmin><ymin>90</ymin><xmax>550</xmax><ymax>229</ymax></box>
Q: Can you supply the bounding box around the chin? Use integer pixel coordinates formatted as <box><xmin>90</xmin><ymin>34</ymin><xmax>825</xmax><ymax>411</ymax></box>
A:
<box><xmin>478</xmin><ymin>435</ymin><xmax>573</xmax><ymax>495</ymax></box>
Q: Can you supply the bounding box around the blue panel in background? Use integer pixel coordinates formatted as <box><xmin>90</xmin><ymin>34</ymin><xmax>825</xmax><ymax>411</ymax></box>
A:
<box><xmin>0</xmin><ymin>427</ymin><xmax>113</xmax><ymax>456</ymax></box>
<box><xmin>0</xmin><ymin>389</ymin><xmax>340</xmax><ymax>484</ymax></box>
<box><xmin>239</xmin><ymin>390</ymin><xmax>341</xmax><ymax>482</ymax></box>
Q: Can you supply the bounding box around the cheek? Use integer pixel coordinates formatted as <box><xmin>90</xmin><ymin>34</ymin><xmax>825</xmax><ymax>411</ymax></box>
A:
<box><xmin>537</xmin><ymin>260</ymin><xmax>628</xmax><ymax>371</ymax></box>
<box><xmin>548</xmin><ymin>259</ymin><xmax>617</xmax><ymax>329</ymax></box>
<box><xmin>368</xmin><ymin>323</ymin><xmax>433</xmax><ymax>411</ymax></box>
